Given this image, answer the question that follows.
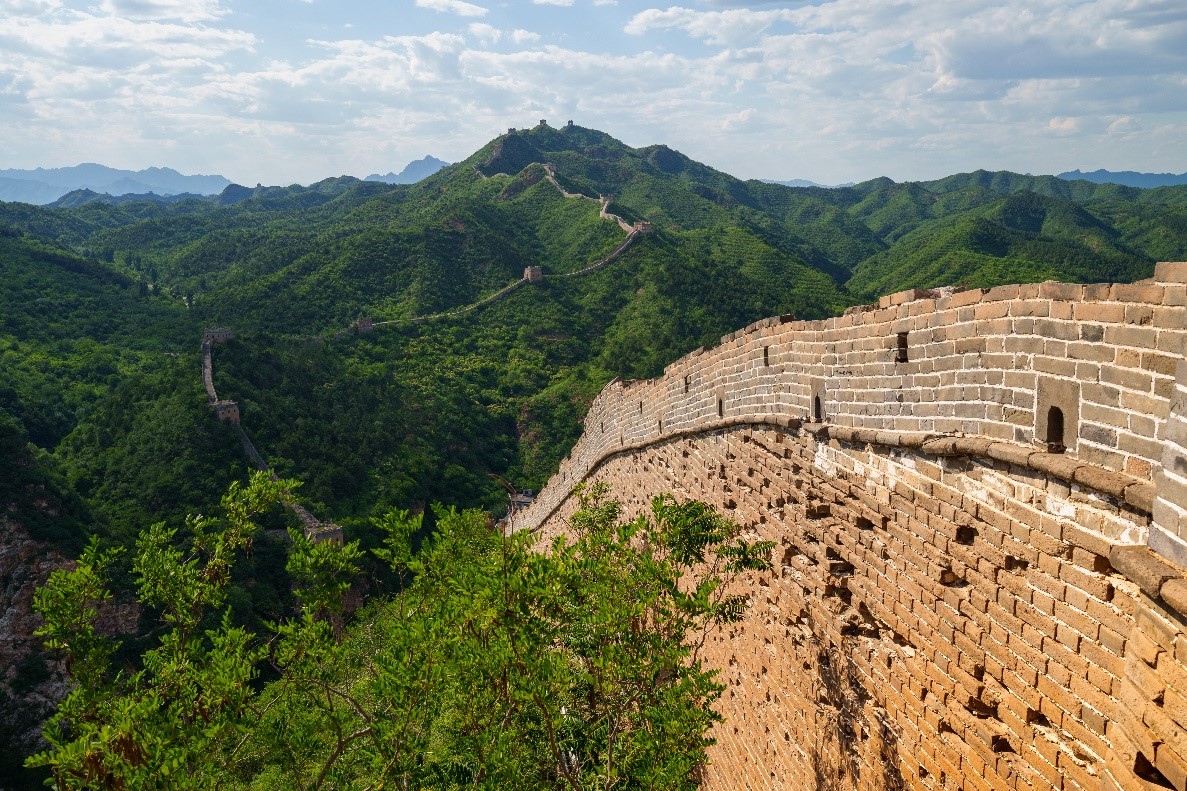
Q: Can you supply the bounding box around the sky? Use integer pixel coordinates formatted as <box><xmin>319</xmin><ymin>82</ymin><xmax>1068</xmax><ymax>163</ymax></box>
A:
<box><xmin>1</xmin><ymin>0</ymin><xmax>1186</xmax><ymax>186</ymax></box>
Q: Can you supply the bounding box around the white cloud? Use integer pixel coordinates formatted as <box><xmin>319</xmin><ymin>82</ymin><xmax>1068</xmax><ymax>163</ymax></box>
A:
<box><xmin>0</xmin><ymin>0</ymin><xmax>61</xmax><ymax>14</ymax></box>
<box><xmin>467</xmin><ymin>22</ymin><xmax>500</xmax><ymax>44</ymax></box>
<box><xmin>533</xmin><ymin>0</ymin><xmax>573</xmax><ymax>5</ymax></box>
<box><xmin>626</xmin><ymin>6</ymin><xmax>798</xmax><ymax>46</ymax></box>
<box><xmin>98</xmin><ymin>0</ymin><xmax>227</xmax><ymax>22</ymax></box>
<box><xmin>2</xmin><ymin>0</ymin><xmax>1186</xmax><ymax>186</ymax></box>
<box><xmin>414</xmin><ymin>0</ymin><xmax>487</xmax><ymax>18</ymax></box>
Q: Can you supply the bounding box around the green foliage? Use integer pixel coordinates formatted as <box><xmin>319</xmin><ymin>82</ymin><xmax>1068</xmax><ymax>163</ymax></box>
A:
<box><xmin>27</xmin><ymin>473</ymin><xmax>291</xmax><ymax>790</ymax></box>
<box><xmin>31</xmin><ymin>478</ymin><xmax>761</xmax><ymax>790</ymax></box>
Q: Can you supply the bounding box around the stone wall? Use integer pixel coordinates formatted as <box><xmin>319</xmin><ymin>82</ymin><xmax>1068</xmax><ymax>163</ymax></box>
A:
<box><xmin>513</xmin><ymin>266</ymin><xmax>1187</xmax><ymax>791</ymax></box>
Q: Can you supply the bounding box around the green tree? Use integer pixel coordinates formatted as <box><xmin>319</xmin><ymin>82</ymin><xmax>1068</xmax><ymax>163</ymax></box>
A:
<box><xmin>31</xmin><ymin>479</ymin><xmax>770</xmax><ymax>790</ymax></box>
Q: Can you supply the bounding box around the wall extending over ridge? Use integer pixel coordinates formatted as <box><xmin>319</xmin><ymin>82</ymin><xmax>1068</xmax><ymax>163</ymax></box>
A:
<box><xmin>513</xmin><ymin>265</ymin><xmax>1187</xmax><ymax>791</ymax></box>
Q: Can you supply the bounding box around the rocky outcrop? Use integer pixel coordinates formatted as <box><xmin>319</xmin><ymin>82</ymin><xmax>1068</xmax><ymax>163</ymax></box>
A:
<box><xmin>0</xmin><ymin>519</ymin><xmax>70</xmax><ymax>775</ymax></box>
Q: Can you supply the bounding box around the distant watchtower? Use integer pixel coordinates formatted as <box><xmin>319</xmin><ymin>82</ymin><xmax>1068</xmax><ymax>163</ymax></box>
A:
<box><xmin>212</xmin><ymin>400</ymin><xmax>240</xmax><ymax>425</ymax></box>
<box><xmin>524</xmin><ymin>266</ymin><xmax>543</xmax><ymax>284</ymax></box>
<box><xmin>538</xmin><ymin>119</ymin><xmax>547</xmax><ymax>127</ymax></box>
<box><xmin>633</xmin><ymin>221</ymin><xmax>653</xmax><ymax>233</ymax></box>
<box><xmin>566</xmin><ymin>120</ymin><xmax>574</xmax><ymax>128</ymax></box>
<box><xmin>203</xmin><ymin>327</ymin><xmax>234</xmax><ymax>343</ymax></box>
<box><xmin>507</xmin><ymin>127</ymin><xmax>516</xmax><ymax>135</ymax></box>
<box><xmin>306</xmin><ymin>524</ymin><xmax>344</xmax><ymax>546</ymax></box>
<box><xmin>354</xmin><ymin>317</ymin><xmax>374</xmax><ymax>334</ymax></box>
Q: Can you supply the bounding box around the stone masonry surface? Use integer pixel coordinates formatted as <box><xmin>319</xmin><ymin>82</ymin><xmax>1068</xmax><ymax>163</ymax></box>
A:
<box><xmin>513</xmin><ymin>265</ymin><xmax>1187</xmax><ymax>791</ymax></box>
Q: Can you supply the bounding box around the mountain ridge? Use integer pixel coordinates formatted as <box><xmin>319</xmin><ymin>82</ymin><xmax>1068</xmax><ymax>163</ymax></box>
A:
<box><xmin>0</xmin><ymin>164</ymin><xmax>232</xmax><ymax>205</ymax></box>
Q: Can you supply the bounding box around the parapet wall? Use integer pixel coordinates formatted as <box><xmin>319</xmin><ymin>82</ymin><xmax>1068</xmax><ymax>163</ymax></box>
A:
<box><xmin>514</xmin><ymin>265</ymin><xmax>1187</xmax><ymax>791</ymax></box>
<box><xmin>515</xmin><ymin>269</ymin><xmax>1187</xmax><ymax>561</ymax></box>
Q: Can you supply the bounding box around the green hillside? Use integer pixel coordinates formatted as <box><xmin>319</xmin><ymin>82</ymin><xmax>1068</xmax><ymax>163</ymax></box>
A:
<box><xmin>2</xmin><ymin>124</ymin><xmax>1185</xmax><ymax>527</ymax></box>
<box><xmin>5</xmin><ymin>123</ymin><xmax>1187</xmax><ymax>789</ymax></box>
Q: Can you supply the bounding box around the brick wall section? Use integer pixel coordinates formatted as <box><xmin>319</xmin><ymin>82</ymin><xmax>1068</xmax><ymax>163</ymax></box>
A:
<box><xmin>514</xmin><ymin>268</ymin><xmax>1187</xmax><ymax>791</ymax></box>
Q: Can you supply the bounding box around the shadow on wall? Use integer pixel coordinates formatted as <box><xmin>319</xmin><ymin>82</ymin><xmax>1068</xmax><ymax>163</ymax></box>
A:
<box><xmin>805</xmin><ymin>607</ymin><xmax>905</xmax><ymax>791</ymax></box>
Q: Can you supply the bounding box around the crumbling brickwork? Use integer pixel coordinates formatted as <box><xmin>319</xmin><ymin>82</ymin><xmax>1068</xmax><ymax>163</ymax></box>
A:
<box><xmin>514</xmin><ymin>266</ymin><xmax>1187</xmax><ymax>791</ymax></box>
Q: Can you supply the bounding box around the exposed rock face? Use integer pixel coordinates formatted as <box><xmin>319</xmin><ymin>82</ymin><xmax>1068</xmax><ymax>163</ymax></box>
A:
<box><xmin>0</xmin><ymin>519</ymin><xmax>70</xmax><ymax>776</ymax></box>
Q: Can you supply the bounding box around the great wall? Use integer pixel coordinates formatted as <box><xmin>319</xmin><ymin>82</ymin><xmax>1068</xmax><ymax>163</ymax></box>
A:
<box><xmin>195</xmin><ymin>129</ymin><xmax>1187</xmax><ymax>789</ymax></box>
<box><xmin>509</xmin><ymin>265</ymin><xmax>1187</xmax><ymax>791</ymax></box>
<box><xmin>202</xmin><ymin>329</ymin><xmax>344</xmax><ymax>544</ymax></box>
<box><xmin>200</xmin><ymin>142</ymin><xmax>648</xmax><ymax>543</ymax></box>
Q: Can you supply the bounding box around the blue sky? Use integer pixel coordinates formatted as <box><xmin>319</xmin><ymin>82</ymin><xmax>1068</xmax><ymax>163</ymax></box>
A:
<box><xmin>1</xmin><ymin>0</ymin><xmax>1186</xmax><ymax>186</ymax></box>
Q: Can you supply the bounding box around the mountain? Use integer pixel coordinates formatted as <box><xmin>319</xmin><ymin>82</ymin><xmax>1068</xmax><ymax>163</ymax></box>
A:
<box><xmin>763</xmin><ymin>178</ymin><xmax>855</xmax><ymax>188</ymax></box>
<box><xmin>2</xmin><ymin>124</ymin><xmax>1187</xmax><ymax>787</ymax></box>
<box><xmin>0</xmin><ymin>176</ymin><xmax>66</xmax><ymax>205</ymax></box>
<box><xmin>365</xmin><ymin>155</ymin><xmax>450</xmax><ymax>184</ymax></box>
<box><xmin>47</xmin><ymin>188</ymin><xmax>210</xmax><ymax>208</ymax></box>
<box><xmin>0</xmin><ymin>164</ymin><xmax>232</xmax><ymax>204</ymax></box>
<box><xmin>1057</xmin><ymin>168</ymin><xmax>1187</xmax><ymax>189</ymax></box>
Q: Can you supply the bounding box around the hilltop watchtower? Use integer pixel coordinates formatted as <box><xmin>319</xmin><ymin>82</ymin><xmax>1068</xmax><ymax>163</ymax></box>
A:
<box><xmin>524</xmin><ymin>266</ymin><xmax>543</xmax><ymax>283</ymax></box>
<box><xmin>203</xmin><ymin>327</ymin><xmax>234</xmax><ymax>343</ymax></box>
<box><xmin>211</xmin><ymin>399</ymin><xmax>240</xmax><ymax>425</ymax></box>
<box><xmin>632</xmin><ymin>221</ymin><xmax>653</xmax><ymax>233</ymax></box>
<box><xmin>354</xmin><ymin>317</ymin><xmax>375</xmax><ymax>334</ymax></box>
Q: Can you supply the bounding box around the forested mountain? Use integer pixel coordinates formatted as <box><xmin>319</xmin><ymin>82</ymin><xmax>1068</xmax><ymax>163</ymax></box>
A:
<box><xmin>3</xmin><ymin>124</ymin><xmax>1187</xmax><ymax>787</ymax></box>
<box><xmin>3</xmin><ymin>124</ymin><xmax>1186</xmax><ymax>523</ymax></box>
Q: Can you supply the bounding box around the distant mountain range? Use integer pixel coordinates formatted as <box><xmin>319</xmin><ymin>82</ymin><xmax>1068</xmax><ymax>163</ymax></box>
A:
<box><xmin>1057</xmin><ymin>169</ymin><xmax>1187</xmax><ymax>189</ymax></box>
<box><xmin>0</xmin><ymin>164</ymin><xmax>232</xmax><ymax>205</ymax></box>
<box><xmin>763</xmin><ymin>178</ymin><xmax>856</xmax><ymax>189</ymax></box>
<box><xmin>366</xmin><ymin>155</ymin><xmax>450</xmax><ymax>184</ymax></box>
<box><xmin>0</xmin><ymin>155</ymin><xmax>450</xmax><ymax>206</ymax></box>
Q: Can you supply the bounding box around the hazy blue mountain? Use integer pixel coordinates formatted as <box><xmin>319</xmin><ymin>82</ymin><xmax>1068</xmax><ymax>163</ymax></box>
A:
<box><xmin>1057</xmin><ymin>169</ymin><xmax>1187</xmax><ymax>189</ymax></box>
<box><xmin>0</xmin><ymin>176</ymin><xmax>64</xmax><ymax>204</ymax></box>
<box><xmin>762</xmin><ymin>178</ymin><xmax>855</xmax><ymax>189</ymax></box>
<box><xmin>366</xmin><ymin>155</ymin><xmax>450</xmax><ymax>184</ymax></box>
<box><xmin>0</xmin><ymin>164</ymin><xmax>231</xmax><ymax>204</ymax></box>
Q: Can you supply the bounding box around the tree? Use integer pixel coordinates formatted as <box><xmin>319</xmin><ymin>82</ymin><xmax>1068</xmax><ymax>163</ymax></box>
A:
<box><xmin>31</xmin><ymin>479</ymin><xmax>771</xmax><ymax>790</ymax></box>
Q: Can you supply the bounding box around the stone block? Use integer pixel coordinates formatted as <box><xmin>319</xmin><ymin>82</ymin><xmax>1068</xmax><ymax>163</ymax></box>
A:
<box><xmin>1155</xmin><ymin>262</ymin><xmax>1187</xmax><ymax>284</ymax></box>
<box><xmin>1110</xmin><ymin>546</ymin><xmax>1179</xmax><ymax>599</ymax></box>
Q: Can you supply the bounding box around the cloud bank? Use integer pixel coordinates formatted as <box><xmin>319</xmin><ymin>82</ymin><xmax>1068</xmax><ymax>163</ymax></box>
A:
<box><xmin>0</xmin><ymin>0</ymin><xmax>1184</xmax><ymax>185</ymax></box>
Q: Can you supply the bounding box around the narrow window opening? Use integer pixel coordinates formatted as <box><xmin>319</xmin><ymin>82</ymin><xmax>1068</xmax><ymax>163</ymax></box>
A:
<box><xmin>763</xmin><ymin>346</ymin><xmax>770</xmax><ymax>367</ymax></box>
<box><xmin>639</xmin><ymin>401</ymin><xmax>643</xmax><ymax>414</ymax></box>
<box><xmin>717</xmin><ymin>398</ymin><xmax>724</xmax><ymax>418</ymax></box>
<box><xmin>896</xmin><ymin>332</ymin><xmax>909</xmax><ymax>363</ymax></box>
<box><xmin>813</xmin><ymin>396</ymin><xmax>822</xmax><ymax>422</ymax></box>
<box><xmin>658</xmin><ymin>419</ymin><xmax>663</xmax><ymax>433</ymax></box>
<box><xmin>684</xmin><ymin>374</ymin><xmax>691</xmax><ymax>394</ymax></box>
<box><xmin>1046</xmin><ymin>406</ymin><xmax>1066</xmax><ymax>453</ymax></box>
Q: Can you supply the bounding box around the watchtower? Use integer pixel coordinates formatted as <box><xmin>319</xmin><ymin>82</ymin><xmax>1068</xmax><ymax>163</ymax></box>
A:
<box><xmin>354</xmin><ymin>317</ymin><xmax>374</xmax><ymax>334</ymax></box>
<box><xmin>566</xmin><ymin>120</ymin><xmax>574</xmax><ymax>127</ymax></box>
<box><xmin>203</xmin><ymin>327</ymin><xmax>234</xmax><ymax>343</ymax></box>
<box><xmin>538</xmin><ymin>119</ymin><xmax>547</xmax><ymax>127</ymax></box>
<box><xmin>211</xmin><ymin>399</ymin><xmax>240</xmax><ymax>425</ymax></box>
<box><xmin>632</xmin><ymin>221</ymin><xmax>653</xmax><ymax>233</ymax></box>
<box><xmin>306</xmin><ymin>524</ymin><xmax>344</xmax><ymax>546</ymax></box>
<box><xmin>524</xmin><ymin>266</ymin><xmax>543</xmax><ymax>284</ymax></box>
<box><xmin>507</xmin><ymin>127</ymin><xmax>516</xmax><ymax>134</ymax></box>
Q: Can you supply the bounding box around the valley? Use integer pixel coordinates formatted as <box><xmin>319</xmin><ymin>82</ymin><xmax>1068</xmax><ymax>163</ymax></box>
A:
<box><xmin>3</xmin><ymin>123</ymin><xmax>1187</xmax><ymax>789</ymax></box>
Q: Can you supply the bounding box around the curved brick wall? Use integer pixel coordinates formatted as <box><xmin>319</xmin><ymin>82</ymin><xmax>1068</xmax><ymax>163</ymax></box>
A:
<box><xmin>514</xmin><ymin>266</ymin><xmax>1187</xmax><ymax>791</ymax></box>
